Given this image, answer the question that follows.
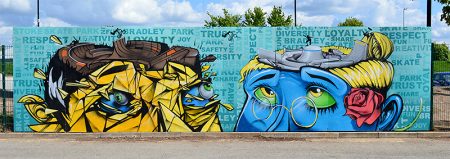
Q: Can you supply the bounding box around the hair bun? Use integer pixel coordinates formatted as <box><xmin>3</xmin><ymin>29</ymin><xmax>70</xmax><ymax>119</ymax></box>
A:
<box><xmin>362</xmin><ymin>32</ymin><xmax>394</xmax><ymax>60</ymax></box>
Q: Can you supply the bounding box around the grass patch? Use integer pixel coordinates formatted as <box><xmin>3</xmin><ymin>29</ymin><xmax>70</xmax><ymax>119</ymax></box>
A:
<box><xmin>0</xmin><ymin>61</ymin><xmax>13</xmax><ymax>75</ymax></box>
<box><xmin>433</xmin><ymin>61</ymin><xmax>450</xmax><ymax>73</ymax></box>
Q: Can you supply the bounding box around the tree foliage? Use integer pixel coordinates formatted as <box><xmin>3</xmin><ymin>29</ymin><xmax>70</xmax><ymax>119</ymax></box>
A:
<box><xmin>432</xmin><ymin>42</ymin><xmax>450</xmax><ymax>61</ymax></box>
<box><xmin>436</xmin><ymin>0</ymin><xmax>450</xmax><ymax>25</ymax></box>
<box><xmin>205</xmin><ymin>9</ymin><xmax>242</xmax><ymax>27</ymax></box>
<box><xmin>267</xmin><ymin>6</ymin><xmax>293</xmax><ymax>26</ymax></box>
<box><xmin>205</xmin><ymin>6</ymin><xmax>293</xmax><ymax>27</ymax></box>
<box><xmin>337</xmin><ymin>17</ymin><xmax>364</xmax><ymax>26</ymax></box>
<box><xmin>242</xmin><ymin>7</ymin><xmax>266</xmax><ymax>26</ymax></box>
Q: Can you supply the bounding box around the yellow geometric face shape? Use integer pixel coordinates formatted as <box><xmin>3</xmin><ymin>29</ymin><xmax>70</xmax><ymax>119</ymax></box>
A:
<box><xmin>20</xmin><ymin>60</ymin><xmax>233</xmax><ymax>132</ymax></box>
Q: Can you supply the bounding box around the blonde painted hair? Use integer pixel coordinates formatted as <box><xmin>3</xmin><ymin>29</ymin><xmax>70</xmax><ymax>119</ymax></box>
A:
<box><xmin>328</xmin><ymin>32</ymin><xmax>394</xmax><ymax>89</ymax></box>
<box><xmin>239</xmin><ymin>56</ymin><xmax>273</xmax><ymax>83</ymax></box>
<box><xmin>240</xmin><ymin>32</ymin><xmax>395</xmax><ymax>90</ymax></box>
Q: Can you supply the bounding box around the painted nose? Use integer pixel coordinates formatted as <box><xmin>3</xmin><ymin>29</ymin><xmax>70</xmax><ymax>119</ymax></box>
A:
<box><xmin>289</xmin><ymin>96</ymin><xmax>318</xmax><ymax>129</ymax></box>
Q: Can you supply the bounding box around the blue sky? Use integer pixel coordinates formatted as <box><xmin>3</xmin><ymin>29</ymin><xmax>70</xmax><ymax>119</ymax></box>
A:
<box><xmin>0</xmin><ymin>0</ymin><xmax>449</xmax><ymax>45</ymax></box>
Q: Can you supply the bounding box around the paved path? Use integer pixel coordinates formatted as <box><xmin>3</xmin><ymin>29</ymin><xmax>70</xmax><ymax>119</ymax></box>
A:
<box><xmin>0</xmin><ymin>138</ymin><xmax>449</xmax><ymax>159</ymax></box>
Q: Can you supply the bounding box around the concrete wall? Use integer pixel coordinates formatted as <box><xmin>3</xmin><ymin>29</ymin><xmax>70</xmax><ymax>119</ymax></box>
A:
<box><xmin>13</xmin><ymin>27</ymin><xmax>431</xmax><ymax>132</ymax></box>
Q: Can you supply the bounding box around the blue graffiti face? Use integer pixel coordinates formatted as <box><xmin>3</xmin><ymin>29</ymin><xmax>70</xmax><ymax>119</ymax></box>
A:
<box><xmin>235</xmin><ymin>67</ymin><xmax>403</xmax><ymax>132</ymax></box>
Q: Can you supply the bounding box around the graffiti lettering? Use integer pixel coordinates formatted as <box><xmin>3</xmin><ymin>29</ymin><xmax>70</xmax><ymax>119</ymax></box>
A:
<box><xmin>325</xmin><ymin>29</ymin><xmax>364</xmax><ymax>37</ymax></box>
<box><xmin>200</xmin><ymin>47</ymin><xmax>228</xmax><ymax>53</ymax></box>
<box><xmin>400</xmin><ymin>75</ymin><xmax>423</xmax><ymax>81</ymax></box>
<box><xmin>177</xmin><ymin>37</ymin><xmax>191</xmax><ymax>42</ymax></box>
<box><xmin>276</xmin><ymin>30</ymin><xmax>322</xmax><ymax>37</ymax></box>
<box><xmin>171</xmin><ymin>29</ymin><xmax>194</xmax><ymax>35</ymax></box>
<box><xmin>131</xmin><ymin>36</ymin><xmax>175</xmax><ymax>43</ymax></box>
<box><xmin>386</xmin><ymin>32</ymin><xmax>428</xmax><ymax>39</ymax></box>
<box><xmin>122</xmin><ymin>28</ymin><xmax>164</xmax><ymax>35</ymax></box>
<box><xmin>201</xmin><ymin>30</ymin><xmax>228</xmax><ymax>37</ymax></box>
<box><xmin>392</xmin><ymin>59</ymin><xmax>420</xmax><ymax>65</ymax></box>
<box><xmin>395</xmin><ymin>45</ymin><xmax>430</xmax><ymax>51</ymax></box>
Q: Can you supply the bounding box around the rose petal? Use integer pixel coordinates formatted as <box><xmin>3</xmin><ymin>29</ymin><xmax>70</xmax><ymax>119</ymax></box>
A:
<box><xmin>356</xmin><ymin>116</ymin><xmax>369</xmax><ymax>127</ymax></box>
<box><xmin>344</xmin><ymin>96</ymin><xmax>351</xmax><ymax>106</ymax></box>
<box><xmin>363</xmin><ymin>92</ymin><xmax>384</xmax><ymax>125</ymax></box>
<box><xmin>364</xmin><ymin>108</ymin><xmax>382</xmax><ymax>125</ymax></box>
<box><xmin>345</xmin><ymin>109</ymin><xmax>361</xmax><ymax>119</ymax></box>
<box><xmin>347</xmin><ymin>105</ymin><xmax>373</xmax><ymax>115</ymax></box>
<box><xmin>354</xmin><ymin>94</ymin><xmax>366</xmax><ymax>105</ymax></box>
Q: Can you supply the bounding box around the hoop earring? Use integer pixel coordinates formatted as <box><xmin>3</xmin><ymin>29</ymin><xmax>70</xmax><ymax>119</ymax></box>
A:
<box><xmin>290</xmin><ymin>96</ymin><xmax>318</xmax><ymax>128</ymax></box>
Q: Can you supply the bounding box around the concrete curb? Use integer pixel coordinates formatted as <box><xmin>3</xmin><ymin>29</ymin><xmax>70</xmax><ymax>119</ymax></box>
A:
<box><xmin>1</xmin><ymin>132</ymin><xmax>449</xmax><ymax>140</ymax></box>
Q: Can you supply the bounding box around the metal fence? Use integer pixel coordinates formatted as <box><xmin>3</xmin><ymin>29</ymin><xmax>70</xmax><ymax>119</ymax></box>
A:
<box><xmin>433</xmin><ymin>69</ymin><xmax>450</xmax><ymax>131</ymax></box>
<box><xmin>0</xmin><ymin>45</ymin><xmax>13</xmax><ymax>132</ymax></box>
<box><xmin>432</xmin><ymin>43</ymin><xmax>450</xmax><ymax>131</ymax></box>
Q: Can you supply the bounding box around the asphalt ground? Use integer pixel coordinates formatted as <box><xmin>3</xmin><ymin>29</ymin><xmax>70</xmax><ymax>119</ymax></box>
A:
<box><xmin>0</xmin><ymin>137</ymin><xmax>449</xmax><ymax>159</ymax></box>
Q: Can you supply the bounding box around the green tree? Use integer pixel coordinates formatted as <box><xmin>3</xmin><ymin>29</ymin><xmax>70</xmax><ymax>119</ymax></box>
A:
<box><xmin>205</xmin><ymin>9</ymin><xmax>242</xmax><ymax>27</ymax></box>
<box><xmin>436</xmin><ymin>0</ymin><xmax>450</xmax><ymax>25</ymax></box>
<box><xmin>432</xmin><ymin>42</ymin><xmax>450</xmax><ymax>61</ymax></box>
<box><xmin>267</xmin><ymin>6</ymin><xmax>293</xmax><ymax>26</ymax></box>
<box><xmin>337</xmin><ymin>17</ymin><xmax>364</xmax><ymax>26</ymax></box>
<box><xmin>242</xmin><ymin>7</ymin><xmax>266</xmax><ymax>26</ymax></box>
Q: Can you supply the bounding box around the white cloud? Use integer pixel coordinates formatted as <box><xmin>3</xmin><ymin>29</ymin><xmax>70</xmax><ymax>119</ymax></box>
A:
<box><xmin>0</xmin><ymin>26</ymin><xmax>12</xmax><ymax>45</ymax></box>
<box><xmin>0</xmin><ymin>0</ymin><xmax>31</xmax><ymax>13</ymax></box>
<box><xmin>404</xmin><ymin>8</ymin><xmax>427</xmax><ymax>26</ymax></box>
<box><xmin>297</xmin><ymin>13</ymin><xmax>335</xmax><ymax>26</ymax></box>
<box><xmin>205</xmin><ymin>3</ymin><xmax>226</xmax><ymax>15</ymax></box>
<box><xmin>112</xmin><ymin>0</ymin><xmax>203</xmax><ymax>25</ymax></box>
<box><xmin>38</xmin><ymin>17</ymin><xmax>73</xmax><ymax>27</ymax></box>
<box><xmin>112</xmin><ymin>0</ymin><xmax>162</xmax><ymax>23</ymax></box>
<box><xmin>0</xmin><ymin>26</ymin><xmax>12</xmax><ymax>35</ymax></box>
<box><xmin>432</xmin><ymin>12</ymin><xmax>450</xmax><ymax>44</ymax></box>
<box><xmin>164</xmin><ymin>0</ymin><xmax>203</xmax><ymax>22</ymax></box>
<box><xmin>372</xmin><ymin>0</ymin><xmax>399</xmax><ymax>26</ymax></box>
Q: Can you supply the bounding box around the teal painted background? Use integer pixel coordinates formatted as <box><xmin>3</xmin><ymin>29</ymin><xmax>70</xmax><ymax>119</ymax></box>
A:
<box><xmin>13</xmin><ymin>27</ymin><xmax>431</xmax><ymax>132</ymax></box>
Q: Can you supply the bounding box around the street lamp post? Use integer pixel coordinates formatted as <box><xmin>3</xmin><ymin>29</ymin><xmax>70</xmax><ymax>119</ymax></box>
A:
<box><xmin>294</xmin><ymin>0</ymin><xmax>297</xmax><ymax>26</ymax></box>
<box><xmin>37</xmin><ymin>0</ymin><xmax>40</xmax><ymax>27</ymax></box>
<box><xmin>403</xmin><ymin>8</ymin><xmax>407</xmax><ymax>27</ymax></box>
<box><xmin>427</xmin><ymin>0</ymin><xmax>431</xmax><ymax>26</ymax></box>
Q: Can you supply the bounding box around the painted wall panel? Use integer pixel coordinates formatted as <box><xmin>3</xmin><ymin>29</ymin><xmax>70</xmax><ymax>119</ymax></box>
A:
<box><xmin>13</xmin><ymin>27</ymin><xmax>431</xmax><ymax>132</ymax></box>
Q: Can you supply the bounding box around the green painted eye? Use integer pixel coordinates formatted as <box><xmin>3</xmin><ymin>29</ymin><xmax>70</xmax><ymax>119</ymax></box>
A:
<box><xmin>199</xmin><ymin>83</ymin><xmax>214</xmax><ymax>99</ymax></box>
<box><xmin>306</xmin><ymin>87</ymin><xmax>336</xmax><ymax>108</ymax></box>
<box><xmin>203</xmin><ymin>83</ymin><xmax>212</xmax><ymax>91</ymax></box>
<box><xmin>254</xmin><ymin>87</ymin><xmax>277</xmax><ymax>105</ymax></box>
<box><xmin>113</xmin><ymin>92</ymin><xmax>129</xmax><ymax>105</ymax></box>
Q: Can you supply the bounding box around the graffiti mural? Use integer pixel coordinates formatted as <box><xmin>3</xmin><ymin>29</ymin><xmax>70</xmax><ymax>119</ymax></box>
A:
<box><xmin>13</xmin><ymin>27</ymin><xmax>431</xmax><ymax>132</ymax></box>
<box><xmin>235</xmin><ymin>32</ymin><xmax>405</xmax><ymax>131</ymax></box>
<box><xmin>17</xmin><ymin>30</ymin><xmax>233</xmax><ymax>132</ymax></box>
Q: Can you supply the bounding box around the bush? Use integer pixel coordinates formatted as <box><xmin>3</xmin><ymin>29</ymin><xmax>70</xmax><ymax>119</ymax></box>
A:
<box><xmin>432</xmin><ymin>43</ymin><xmax>450</xmax><ymax>61</ymax></box>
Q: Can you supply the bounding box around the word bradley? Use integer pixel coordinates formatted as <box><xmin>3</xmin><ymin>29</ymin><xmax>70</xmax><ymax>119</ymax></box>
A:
<box><xmin>105</xmin><ymin>28</ymin><xmax>165</xmax><ymax>35</ymax></box>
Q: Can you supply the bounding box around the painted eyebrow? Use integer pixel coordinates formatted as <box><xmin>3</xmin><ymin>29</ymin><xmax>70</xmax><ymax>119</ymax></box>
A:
<box><xmin>306</xmin><ymin>72</ymin><xmax>338</xmax><ymax>88</ymax></box>
<box><xmin>250</xmin><ymin>73</ymin><xmax>277</xmax><ymax>86</ymax></box>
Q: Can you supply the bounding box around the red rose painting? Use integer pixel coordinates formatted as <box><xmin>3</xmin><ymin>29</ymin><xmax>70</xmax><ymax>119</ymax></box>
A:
<box><xmin>344</xmin><ymin>88</ymin><xmax>385</xmax><ymax>127</ymax></box>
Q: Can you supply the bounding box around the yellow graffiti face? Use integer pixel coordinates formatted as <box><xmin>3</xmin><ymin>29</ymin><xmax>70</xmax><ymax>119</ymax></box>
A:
<box><xmin>20</xmin><ymin>61</ymin><xmax>232</xmax><ymax>132</ymax></box>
